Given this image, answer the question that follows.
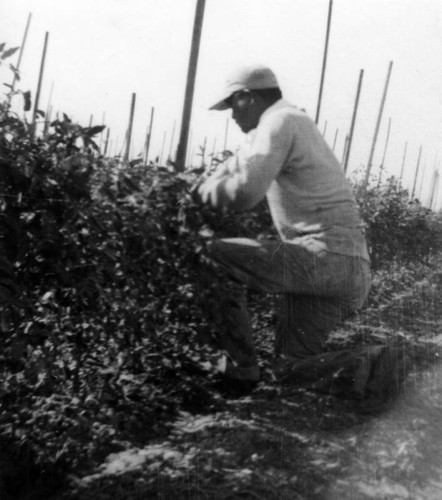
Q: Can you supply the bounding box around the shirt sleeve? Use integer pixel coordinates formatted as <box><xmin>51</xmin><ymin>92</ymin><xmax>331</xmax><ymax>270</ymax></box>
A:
<box><xmin>198</xmin><ymin>111</ymin><xmax>293</xmax><ymax>210</ymax></box>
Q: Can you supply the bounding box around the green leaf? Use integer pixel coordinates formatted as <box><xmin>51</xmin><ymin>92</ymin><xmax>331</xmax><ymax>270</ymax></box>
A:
<box><xmin>9</xmin><ymin>63</ymin><xmax>20</xmax><ymax>80</ymax></box>
<box><xmin>0</xmin><ymin>43</ymin><xmax>5</xmax><ymax>52</ymax></box>
<box><xmin>23</xmin><ymin>90</ymin><xmax>31</xmax><ymax>111</ymax></box>
<box><xmin>84</xmin><ymin>125</ymin><xmax>105</xmax><ymax>137</ymax></box>
<box><xmin>36</xmin><ymin>109</ymin><xmax>45</xmax><ymax>118</ymax></box>
<box><xmin>1</xmin><ymin>47</ymin><xmax>19</xmax><ymax>60</ymax></box>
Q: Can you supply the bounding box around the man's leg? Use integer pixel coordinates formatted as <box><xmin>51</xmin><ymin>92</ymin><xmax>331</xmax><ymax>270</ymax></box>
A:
<box><xmin>201</xmin><ymin>238</ymin><xmax>370</xmax><ymax>382</ymax></box>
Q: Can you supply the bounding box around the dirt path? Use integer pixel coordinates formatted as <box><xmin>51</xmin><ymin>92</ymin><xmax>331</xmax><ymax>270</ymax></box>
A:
<box><xmin>62</xmin><ymin>356</ymin><xmax>442</xmax><ymax>500</ymax></box>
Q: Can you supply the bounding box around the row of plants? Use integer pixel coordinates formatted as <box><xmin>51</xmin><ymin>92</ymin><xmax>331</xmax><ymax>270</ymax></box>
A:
<box><xmin>0</xmin><ymin>41</ymin><xmax>441</xmax><ymax>496</ymax></box>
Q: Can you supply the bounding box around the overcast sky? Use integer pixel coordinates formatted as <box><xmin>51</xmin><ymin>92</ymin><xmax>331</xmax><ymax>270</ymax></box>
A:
<box><xmin>1</xmin><ymin>0</ymin><xmax>441</xmax><ymax>207</ymax></box>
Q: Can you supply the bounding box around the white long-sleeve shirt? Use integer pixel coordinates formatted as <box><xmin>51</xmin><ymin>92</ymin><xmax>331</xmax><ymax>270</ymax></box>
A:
<box><xmin>199</xmin><ymin>99</ymin><xmax>370</xmax><ymax>261</ymax></box>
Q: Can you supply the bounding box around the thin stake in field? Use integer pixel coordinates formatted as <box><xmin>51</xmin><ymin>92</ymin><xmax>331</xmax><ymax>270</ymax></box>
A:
<box><xmin>176</xmin><ymin>0</ymin><xmax>206</xmax><ymax>170</ymax></box>
<box><xmin>332</xmin><ymin>128</ymin><xmax>339</xmax><ymax>152</ymax></box>
<box><xmin>103</xmin><ymin>127</ymin><xmax>110</xmax><ymax>157</ymax></box>
<box><xmin>200</xmin><ymin>136</ymin><xmax>207</xmax><ymax>167</ymax></box>
<box><xmin>43</xmin><ymin>81</ymin><xmax>54</xmax><ymax>134</ymax></box>
<box><xmin>144</xmin><ymin>107</ymin><xmax>155</xmax><ymax>165</ymax></box>
<box><xmin>169</xmin><ymin>120</ymin><xmax>177</xmax><ymax>162</ymax></box>
<box><xmin>411</xmin><ymin>145</ymin><xmax>422</xmax><ymax>200</ymax></box>
<box><xmin>417</xmin><ymin>160</ymin><xmax>427</xmax><ymax>201</ymax></box>
<box><xmin>343</xmin><ymin>69</ymin><xmax>364</xmax><ymax>174</ymax></box>
<box><xmin>124</xmin><ymin>93</ymin><xmax>136</xmax><ymax>163</ymax></box>
<box><xmin>341</xmin><ymin>134</ymin><xmax>349</xmax><ymax>166</ymax></box>
<box><xmin>31</xmin><ymin>31</ymin><xmax>49</xmax><ymax>138</ymax></box>
<box><xmin>10</xmin><ymin>12</ymin><xmax>32</xmax><ymax>95</ymax></box>
<box><xmin>377</xmin><ymin>117</ymin><xmax>392</xmax><ymax>186</ymax></box>
<box><xmin>223</xmin><ymin>118</ymin><xmax>229</xmax><ymax>151</ymax></box>
<box><xmin>364</xmin><ymin>60</ymin><xmax>393</xmax><ymax>191</ymax></box>
<box><xmin>399</xmin><ymin>141</ymin><xmax>408</xmax><ymax>185</ymax></box>
<box><xmin>315</xmin><ymin>0</ymin><xmax>333</xmax><ymax>124</ymax></box>
<box><xmin>159</xmin><ymin>131</ymin><xmax>167</xmax><ymax>165</ymax></box>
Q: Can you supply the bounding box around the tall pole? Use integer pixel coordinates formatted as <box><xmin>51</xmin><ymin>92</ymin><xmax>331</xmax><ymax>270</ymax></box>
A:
<box><xmin>44</xmin><ymin>81</ymin><xmax>54</xmax><ymax>130</ymax></box>
<box><xmin>377</xmin><ymin>117</ymin><xmax>392</xmax><ymax>186</ymax></box>
<box><xmin>11</xmin><ymin>12</ymin><xmax>32</xmax><ymax>95</ymax></box>
<box><xmin>43</xmin><ymin>105</ymin><xmax>52</xmax><ymax>136</ymax></box>
<box><xmin>200</xmin><ymin>136</ymin><xmax>207</xmax><ymax>167</ymax></box>
<box><xmin>364</xmin><ymin>61</ymin><xmax>393</xmax><ymax>191</ymax></box>
<box><xmin>343</xmin><ymin>69</ymin><xmax>364</xmax><ymax>173</ymax></box>
<box><xmin>315</xmin><ymin>0</ymin><xmax>333</xmax><ymax>124</ymax></box>
<box><xmin>144</xmin><ymin>106</ymin><xmax>155</xmax><ymax>165</ymax></box>
<box><xmin>103</xmin><ymin>127</ymin><xmax>110</xmax><ymax>157</ymax></box>
<box><xmin>399</xmin><ymin>141</ymin><xmax>408</xmax><ymax>184</ymax></box>
<box><xmin>417</xmin><ymin>161</ymin><xmax>427</xmax><ymax>200</ymax></box>
<box><xmin>124</xmin><ymin>93</ymin><xmax>136</xmax><ymax>163</ymax></box>
<box><xmin>159</xmin><ymin>131</ymin><xmax>167</xmax><ymax>165</ymax></box>
<box><xmin>341</xmin><ymin>134</ymin><xmax>349</xmax><ymax>166</ymax></box>
<box><xmin>169</xmin><ymin>120</ymin><xmax>176</xmax><ymax>160</ymax></box>
<box><xmin>332</xmin><ymin>128</ymin><xmax>338</xmax><ymax>152</ymax></box>
<box><xmin>411</xmin><ymin>145</ymin><xmax>422</xmax><ymax>200</ymax></box>
<box><xmin>223</xmin><ymin>118</ymin><xmax>229</xmax><ymax>151</ymax></box>
<box><xmin>186</xmin><ymin>128</ymin><xmax>193</xmax><ymax>165</ymax></box>
<box><xmin>31</xmin><ymin>31</ymin><xmax>49</xmax><ymax>137</ymax></box>
<box><xmin>427</xmin><ymin>169</ymin><xmax>437</xmax><ymax>209</ymax></box>
<box><xmin>176</xmin><ymin>0</ymin><xmax>206</xmax><ymax>171</ymax></box>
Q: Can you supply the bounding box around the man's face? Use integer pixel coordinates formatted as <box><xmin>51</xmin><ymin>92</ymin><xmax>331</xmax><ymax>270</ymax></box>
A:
<box><xmin>229</xmin><ymin>91</ymin><xmax>260</xmax><ymax>133</ymax></box>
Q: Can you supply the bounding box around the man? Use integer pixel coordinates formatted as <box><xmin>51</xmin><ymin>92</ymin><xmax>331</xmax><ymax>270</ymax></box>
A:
<box><xmin>193</xmin><ymin>63</ymin><xmax>371</xmax><ymax>392</ymax></box>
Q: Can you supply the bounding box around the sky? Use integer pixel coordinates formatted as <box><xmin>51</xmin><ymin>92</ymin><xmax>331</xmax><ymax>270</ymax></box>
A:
<box><xmin>1</xmin><ymin>0</ymin><xmax>441</xmax><ymax>208</ymax></box>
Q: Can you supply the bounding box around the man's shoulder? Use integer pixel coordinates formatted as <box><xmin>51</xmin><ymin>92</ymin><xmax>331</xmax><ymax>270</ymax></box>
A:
<box><xmin>263</xmin><ymin>100</ymin><xmax>313</xmax><ymax>125</ymax></box>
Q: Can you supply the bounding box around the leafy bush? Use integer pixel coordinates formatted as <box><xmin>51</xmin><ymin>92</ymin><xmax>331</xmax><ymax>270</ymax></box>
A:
<box><xmin>354</xmin><ymin>176</ymin><xmax>442</xmax><ymax>268</ymax></box>
<box><xmin>0</xmin><ymin>42</ymin><xmax>442</xmax><ymax>495</ymax></box>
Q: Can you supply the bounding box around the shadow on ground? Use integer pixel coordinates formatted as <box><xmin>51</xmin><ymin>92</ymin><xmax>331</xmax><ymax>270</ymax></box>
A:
<box><xmin>54</xmin><ymin>359</ymin><xmax>442</xmax><ymax>500</ymax></box>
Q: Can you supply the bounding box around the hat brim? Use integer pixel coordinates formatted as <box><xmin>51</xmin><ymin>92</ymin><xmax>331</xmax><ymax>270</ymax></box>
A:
<box><xmin>209</xmin><ymin>92</ymin><xmax>233</xmax><ymax>111</ymax></box>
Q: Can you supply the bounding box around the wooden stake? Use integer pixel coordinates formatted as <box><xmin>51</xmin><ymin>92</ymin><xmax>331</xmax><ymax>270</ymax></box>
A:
<box><xmin>364</xmin><ymin>61</ymin><xmax>393</xmax><ymax>190</ymax></box>
<box><xmin>124</xmin><ymin>93</ymin><xmax>136</xmax><ymax>162</ymax></box>
<box><xmin>417</xmin><ymin>161</ymin><xmax>426</xmax><ymax>200</ymax></box>
<box><xmin>377</xmin><ymin>117</ymin><xmax>392</xmax><ymax>186</ymax></box>
<box><xmin>169</xmin><ymin>120</ymin><xmax>176</xmax><ymax>161</ymax></box>
<box><xmin>223</xmin><ymin>118</ymin><xmax>229</xmax><ymax>151</ymax></box>
<box><xmin>31</xmin><ymin>31</ymin><xmax>49</xmax><ymax>137</ymax></box>
<box><xmin>176</xmin><ymin>0</ymin><xmax>206</xmax><ymax>171</ymax></box>
<box><xmin>399</xmin><ymin>141</ymin><xmax>408</xmax><ymax>184</ymax></box>
<box><xmin>332</xmin><ymin>128</ymin><xmax>338</xmax><ymax>152</ymax></box>
<box><xmin>411</xmin><ymin>145</ymin><xmax>422</xmax><ymax>199</ymax></box>
<box><xmin>322</xmin><ymin>120</ymin><xmax>328</xmax><ymax>137</ymax></box>
<box><xmin>11</xmin><ymin>12</ymin><xmax>32</xmax><ymax>95</ymax></box>
<box><xmin>186</xmin><ymin>128</ymin><xmax>193</xmax><ymax>166</ymax></box>
<box><xmin>315</xmin><ymin>0</ymin><xmax>333</xmax><ymax>124</ymax></box>
<box><xmin>88</xmin><ymin>114</ymin><xmax>93</xmax><ymax>127</ymax></box>
<box><xmin>144</xmin><ymin>106</ymin><xmax>155</xmax><ymax>165</ymax></box>
<box><xmin>103</xmin><ymin>127</ymin><xmax>110</xmax><ymax>157</ymax></box>
<box><xmin>200</xmin><ymin>136</ymin><xmax>207</xmax><ymax>167</ymax></box>
<box><xmin>341</xmin><ymin>134</ymin><xmax>349</xmax><ymax>166</ymax></box>
<box><xmin>159</xmin><ymin>131</ymin><xmax>167</xmax><ymax>165</ymax></box>
<box><xmin>43</xmin><ymin>105</ymin><xmax>52</xmax><ymax>136</ymax></box>
<box><xmin>343</xmin><ymin>69</ymin><xmax>364</xmax><ymax>173</ymax></box>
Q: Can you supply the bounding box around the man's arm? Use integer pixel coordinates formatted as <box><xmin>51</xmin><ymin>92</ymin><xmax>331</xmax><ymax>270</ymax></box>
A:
<box><xmin>196</xmin><ymin>111</ymin><xmax>293</xmax><ymax>211</ymax></box>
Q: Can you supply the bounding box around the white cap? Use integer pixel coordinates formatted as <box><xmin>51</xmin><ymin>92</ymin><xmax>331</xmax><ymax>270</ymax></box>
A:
<box><xmin>209</xmin><ymin>64</ymin><xmax>280</xmax><ymax>111</ymax></box>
